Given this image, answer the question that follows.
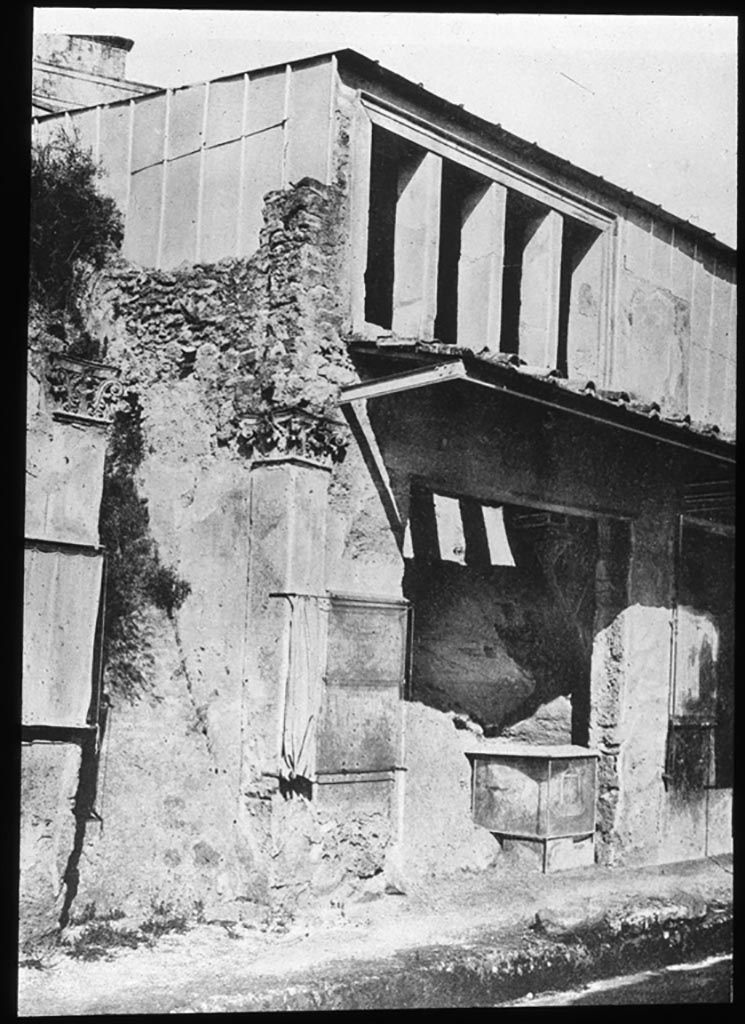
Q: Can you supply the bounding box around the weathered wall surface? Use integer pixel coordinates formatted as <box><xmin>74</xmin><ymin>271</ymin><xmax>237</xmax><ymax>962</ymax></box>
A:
<box><xmin>25</xmin><ymin>58</ymin><xmax>734</xmax><ymax>943</ymax></box>
<box><xmin>20</xmin><ymin>743</ymin><xmax>83</xmax><ymax>944</ymax></box>
<box><xmin>404</xmin><ymin>506</ymin><xmax>595</xmax><ymax>743</ymax></box>
<box><xmin>323</xmin><ymin>406</ymin><xmax>515</xmax><ymax>880</ymax></box>
<box><xmin>408</xmin><ymin>563</ymin><xmax>538</xmax><ymax>728</ymax></box>
<box><xmin>35</xmin><ymin>34</ymin><xmax>133</xmax><ymax>81</ymax></box>
<box><xmin>33</xmin><ymin>34</ymin><xmax>153</xmax><ymax>116</ymax></box>
<box><xmin>326</xmin><ymin>438</ymin><xmax>404</xmax><ymax>597</ymax></box>
<box><xmin>590</xmin><ymin>514</ymin><xmax>732</xmax><ymax>866</ymax></box>
<box><xmin>22</xmin><ymin>328</ymin><xmax>109</xmax><ymax>946</ymax></box>
<box><xmin>33</xmin><ymin>56</ymin><xmax>336</xmax><ymax>269</ymax></box>
<box><xmin>394</xmin><ymin>702</ymin><xmax>500</xmax><ymax>879</ymax></box>
<box><xmin>74</xmin><ymin>604</ymin><xmax>257</xmax><ymax>923</ymax></box>
<box><xmin>25</xmin><ymin>337</ymin><xmax>109</xmax><ymax>547</ymax></box>
<box><xmin>367</xmin><ymin>384</ymin><xmax>685</xmax><ymax>522</ymax></box>
<box><xmin>56</xmin><ymin>167</ymin><xmax>413</xmax><ymax>919</ymax></box>
<box><xmin>405</xmin><ymin>562</ymin><xmax>579</xmax><ymax>735</ymax></box>
<box><xmin>613</xmin><ymin>209</ymin><xmax>736</xmax><ymax>432</ymax></box>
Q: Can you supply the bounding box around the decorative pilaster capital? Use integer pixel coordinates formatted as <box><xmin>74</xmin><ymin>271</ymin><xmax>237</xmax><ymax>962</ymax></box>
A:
<box><xmin>47</xmin><ymin>354</ymin><xmax>122</xmax><ymax>425</ymax></box>
<box><xmin>238</xmin><ymin>407</ymin><xmax>349</xmax><ymax>467</ymax></box>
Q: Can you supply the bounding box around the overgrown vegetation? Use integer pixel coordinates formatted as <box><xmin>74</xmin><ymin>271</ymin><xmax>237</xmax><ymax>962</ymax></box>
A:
<box><xmin>30</xmin><ymin>127</ymin><xmax>123</xmax><ymax>327</ymax></box>
<box><xmin>139</xmin><ymin>902</ymin><xmax>189</xmax><ymax>940</ymax></box>
<box><xmin>66</xmin><ymin>901</ymin><xmax>190</xmax><ymax>962</ymax></box>
<box><xmin>68</xmin><ymin>921</ymin><xmax>144</xmax><ymax>961</ymax></box>
<box><xmin>99</xmin><ymin>393</ymin><xmax>191</xmax><ymax>699</ymax></box>
<box><xmin>69</xmin><ymin>902</ymin><xmax>126</xmax><ymax>927</ymax></box>
<box><xmin>29</xmin><ymin>129</ymin><xmax>191</xmax><ymax>699</ymax></box>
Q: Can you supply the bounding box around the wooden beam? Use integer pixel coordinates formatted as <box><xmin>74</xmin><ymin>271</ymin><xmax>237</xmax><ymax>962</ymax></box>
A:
<box><xmin>338</xmin><ymin>360</ymin><xmax>467</xmax><ymax>403</ymax></box>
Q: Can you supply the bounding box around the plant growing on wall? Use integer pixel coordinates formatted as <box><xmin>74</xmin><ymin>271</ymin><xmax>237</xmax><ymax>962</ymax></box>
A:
<box><xmin>99</xmin><ymin>393</ymin><xmax>191</xmax><ymax>699</ymax></box>
<box><xmin>30</xmin><ymin>127</ymin><xmax>123</xmax><ymax>338</ymax></box>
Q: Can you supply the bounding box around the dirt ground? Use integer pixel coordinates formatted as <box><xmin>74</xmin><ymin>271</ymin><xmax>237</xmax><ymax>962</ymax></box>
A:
<box><xmin>17</xmin><ymin>853</ymin><xmax>732</xmax><ymax>1015</ymax></box>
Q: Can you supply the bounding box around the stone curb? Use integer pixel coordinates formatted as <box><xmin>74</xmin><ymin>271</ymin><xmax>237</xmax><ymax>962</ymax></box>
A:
<box><xmin>169</xmin><ymin>899</ymin><xmax>732</xmax><ymax>1012</ymax></box>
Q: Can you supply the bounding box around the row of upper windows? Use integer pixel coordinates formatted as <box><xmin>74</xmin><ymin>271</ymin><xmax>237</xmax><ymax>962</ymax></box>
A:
<box><xmin>362</xmin><ymin>123</ymin><xmax>610</xmax><ymax>376</ymax></box>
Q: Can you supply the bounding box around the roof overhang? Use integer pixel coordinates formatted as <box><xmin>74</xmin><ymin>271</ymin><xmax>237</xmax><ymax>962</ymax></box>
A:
<box><xmin>339</xmin><ymin>356</ymin><xmax>736</xmax><ymax>467</ymax></box>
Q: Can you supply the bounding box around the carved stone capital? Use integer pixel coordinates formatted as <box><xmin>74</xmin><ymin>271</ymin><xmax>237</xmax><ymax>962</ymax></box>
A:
<box><xmin>239</xmin><ymin>407</ymin><xmax>349</xmax><ymax>466</ymax></box>
<box><xmin>47</xmin><ymin>354</ymin><xmax>122</xmax><ymax>425</ymax></box>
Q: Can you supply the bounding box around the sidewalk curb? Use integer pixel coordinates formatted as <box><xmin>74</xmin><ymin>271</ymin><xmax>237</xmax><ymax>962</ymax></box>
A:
<box><xmin>171</xmin><ymin>898</ymin><xmax>732</xmax><ymax>1012</ymax></box>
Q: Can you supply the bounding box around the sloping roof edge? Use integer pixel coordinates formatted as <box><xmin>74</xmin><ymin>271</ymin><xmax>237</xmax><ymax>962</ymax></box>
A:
<box><xmin>332</xmin><ymin>49</ymin><xmax>735</xmax><ymax>260</ymax></box>
<box><xmin>32</xmin><ymin>46</ymin><xmax>735</xmax><ymax>261</ymax></box>
<box><xmin>346</xmin><ymin>338</ymin><xmax>736</xmax><ymax>464</ymax></box>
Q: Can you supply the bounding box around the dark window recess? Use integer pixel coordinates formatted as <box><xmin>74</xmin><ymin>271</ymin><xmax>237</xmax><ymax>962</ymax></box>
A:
<box><xmin>407</xmin><ymin>485</ymin><xmax>439</xmax><ymax>563</ymax></box>
<box><xmin>434</xmin><ymin>161</ymin><xmax>487</xmax><ymax>345</ymax></box>
<box><xmin>557</xmin><ymin>219</ymin><xmax>601</xmax><ymax>377</ymax></box>
<box><xmin>499</xmin><ymin>190</ymin><xmax>549</xmax><ymax>355</ymax></box>
<box><xmin>364</xmin><ymin>126</ymin><xmax>422</xmax><ymax>330</ymax></box>
<box><xmin>664</xmin><ymin>718</ymin><xmax>717</xmax><ymax>790</ymax></box>
<box><xmin>674</xmin><ymin>523</ymin><xmax>734</xmax><ymax>788</ymax></box>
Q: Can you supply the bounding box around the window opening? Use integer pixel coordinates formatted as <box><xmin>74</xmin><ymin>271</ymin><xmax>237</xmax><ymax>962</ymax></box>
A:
<box><xmin>362</xmin><ymin>121</ymin><xmax>610</xmax><ymax>360</ymax></box>
<box><xmin>669</xmin><ymin>520</ymin><xmax>734</xmax><ymax>789</ymax></box>
<box><xmin>499</xmin><ymin>190</ymin><xmax>551</xmax><ymax>355</ymax></box>
<box><xmin>482</xmin><ymin>505</ymin><xmax>516</xmax><ymax>567</ymax></box>
<box><xmin>434</xmin><ymin>160</ymin><xmax>488</xmax><ymax>345</ymax></box>
<box><xmin>557</xmin><ymin>219</ymin><xmax>602</xmax><ymax>377</ymax></box>
<box><xmin>364</xmin><ymin>125</ymin><xmax>425</xmax><ymax>330</ymax></box>
<box><xmin>407</xmin><ymin>487</ymin><xmax>517</xmax><ymax>568</ymax></box>
<box><xmin>403</xmin><ymin>495</ymin><xmax>598</xmax><ymax>745</ymax></box>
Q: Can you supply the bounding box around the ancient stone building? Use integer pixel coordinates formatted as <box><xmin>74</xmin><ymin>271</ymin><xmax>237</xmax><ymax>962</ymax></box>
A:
<box><xmin>23</xmin><ymin>48</ymin><xmax>735</xmax><ymax>943</ymax></box>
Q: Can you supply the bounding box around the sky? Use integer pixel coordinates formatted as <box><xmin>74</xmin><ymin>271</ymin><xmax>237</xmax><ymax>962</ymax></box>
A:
<box><xmin>32</xmin><ymin>10</ymin><xmax>737</xmax><ymax>248</ymax></box>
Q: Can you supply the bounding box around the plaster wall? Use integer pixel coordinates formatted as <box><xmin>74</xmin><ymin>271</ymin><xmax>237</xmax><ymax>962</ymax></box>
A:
<box><xmin>22</xmin><ymin>343</ymin><xmax>112</xmax><ymax>946</ymax></box>
<box><xmin>20</xmin><ymin>743</ymin><xmax>82</xmax><ymax>945</ymax></box>
<box><xmin>31</xmin><ymin>375</ymin><xmax>265</xmax><ymax>923</ymax></box>
<box><xmin>326</xmin><ymin>438</ymin><xmax>405</xmax><ymax>597</ymax></box>
<box><xmin>367</xmin><ymin>383</ymin><xmax>683</xmax><ymax>521</ymax></box>
<box><xmin>405</xmin><ymin>561</ymin><xmax>579</xmax><ymax>736</ymax></box>
<box><xmin>591</xmin><ymin>514</ymin><xmax>732</xmax><ymax>865</ymax></box>
<box><xmin>364</xmin><ymin>385</ymin><xmax>732</xmax><ymax>867</ymax></box>
<box><xmin>24</xmin><ymin>61</ymin><xmax>735</xmax><ymax>938</ymax></box>
<box><xmin>324</xmin><ymin>437</ymin><xmax>510</xmax><ymax>879</ymax></box>
<box><xmin>74</xmin><ymin>603</ymin><xmax>258</xmax><ymax>922</ymax></box>
<box><xmin>33</xmin><ymin>56</ymin><xmax>336</xmax><ymax>269</ymax></box>
<box><xmin>244</xmin><ymin>458</ymin><xmax>330</xmax><ymax>781</ymax></box>
<box><xmin>25</xmin><ymin>355</ymin><xmax>108</xmax><ymax>547</ymax></box>
<box><xmin>136</xmin><ymin>383</ymin><xmax>251</xmax><ymax>794</ymax></box>
<box><xmin>395</xmin><ymin>702</ymin><xmax>500</xmax><ymax>878</ymax></box>
<box><xmin>614</xmin><ymin>210</ymin><xmax>735</xmax><ymax>430</ymax></box>
<box><xmin>33</xmin><ymin>36</ymin><xmax>154</xmax><ymax>116</ymax></box>
<box><xmin>34</xmin><ymin>56</ymin><xmax>735</xmax><ymax>432</ymax></box>
<box><xmin>35</xmin><ymin>35</ymin><xmax>133</xmax><ymax>80</ymax></box>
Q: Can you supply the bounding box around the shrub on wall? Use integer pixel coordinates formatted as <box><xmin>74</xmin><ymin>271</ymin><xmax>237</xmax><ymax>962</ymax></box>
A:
<box><xmin>30</xmin><ymin>128</ymin><xmax>123</xmax><ymax>322</ymax></box>
<box><xmin>29</xmin><ymin>129</ymin><xmax>189</xmax><ymax>698</ymax></box>
<box><xmin>99</xmin><ymin>393</ymin><xmax>191</xmax><ymax>699</ymax></box>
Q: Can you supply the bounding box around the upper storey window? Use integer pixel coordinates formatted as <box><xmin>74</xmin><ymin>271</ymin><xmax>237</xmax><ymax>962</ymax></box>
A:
<box><xmin>359</xmin><ymin>119</ymin><xmax>612</xmax><ymax>378</ymax></box>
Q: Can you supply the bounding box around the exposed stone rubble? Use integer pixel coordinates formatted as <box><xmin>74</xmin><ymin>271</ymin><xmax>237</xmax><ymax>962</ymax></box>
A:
<box><xmin>83</xmin><ymin>177</ymin><xmax>356</xmax><ymax>454</ymax></box>
<box><xmin>21</xmin><ymin>178</ymin><xmax>391</xmax><ymax>941</ymax></box>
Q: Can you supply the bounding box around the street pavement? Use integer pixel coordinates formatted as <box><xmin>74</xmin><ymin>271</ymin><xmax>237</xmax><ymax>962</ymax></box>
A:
<box><xmin>17</xmin><ymin>853</ymin><xmax>732</xmax><ymax>1014</ymax></box>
